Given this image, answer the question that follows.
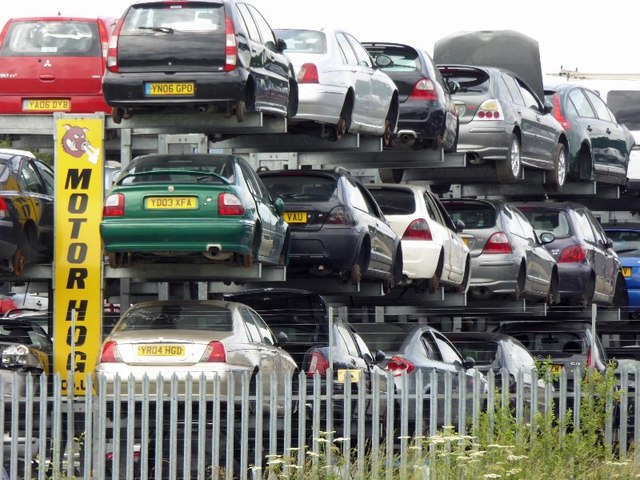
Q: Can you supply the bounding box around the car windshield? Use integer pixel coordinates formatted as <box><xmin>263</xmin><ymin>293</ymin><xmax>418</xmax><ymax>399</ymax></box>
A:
<box><xmin>118</xmin><ymin>156</ymin><xmax>234</xmax><ymax>184</ymax></box>
<box><xmin>368</xmin><ymin>188</ymin><xmax>416</xmax><ymax>215</ymax></box>
<box><xmin>520</xmin><ymin>209</ymin><xmax>571</xmax><ymax>238</ymax></box>
<box><xmin>115</xmin><ymin>304</ymin><xmax>233</xmax><ymax>332</ymax></box>
<box><xmin>261</xmin><ymin>175</ymin><xmax>337</xmax><ymax>201</ymax></box>
<box><xmin>276</xmin><ymin>29</ymin><xmax>326</xmax><ymax>53</ymax></box>
<box><xmin>122</xmin><ymin>5</ymin><xmax>223</xmax><ymax>34</ymax></box>
<box><xmin>0</xmin><ymin>21</ymin><xmax>100</xmax><ymax>57</ymax></box>
<box><xmin>443</xmin><ymin>202</ymin><xmax>496</xmax><ymax>229</ymax></box>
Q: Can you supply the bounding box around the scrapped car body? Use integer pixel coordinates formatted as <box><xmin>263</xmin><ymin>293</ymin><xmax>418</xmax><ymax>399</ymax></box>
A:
<box><xmin>366</xmin><ymin>183</ymin><xmax>470</xmax><ymax>292</ymax></box>
<box><xmin>517</xmin><ymin>201</ymin><xmax>624</xmax><ymax>306</ymax></box>
<box><xmin>604</xmin><ymin>223</ymin><xmax>640</xmax><ymax>317</ymax></box>
<box><xmin>544</xmin><ymin>82</ymin><xmax>632</xmax><ymax>185</ymax></box>
<box><xmin>0</xmin><ymin>148</ymin><xmax>54</xmax><ymax>276</ymax></box>
<box><xmin>438</xmin><ymin>64</ymin><xmax>569</xmax><ymax>188</ymax></box>
<box><xmin>276</xmin><ymin>28</ymin><xmax>399</xmax><ymax>142</ymax></box>
<box><xmin>103</xmin><ymin>0</ymin><xmax>297</xmax><ymax>122</ymax></box>
<box><xmin>0</xmin><ymin>16</ymin><xmax>114</xmax><ymax>115</ymax></box>
<box><xmin>259</xmin><ymin>168</ymin><xmax>403</xmax><ymax>288</ymax></box>
<box><xmin>94</xmin><ymin>300</ymin><xmax>298</xmax><ymax>399</ymax></box>
<box><xmin>100</xmin><ymin>153</ymin><xmax>289</xmax><ymax>268</ymax></box>
<box><xmin>441</xmin><ymin>198</ymin><xmax>560</xmax><ymax>304</ymax></box>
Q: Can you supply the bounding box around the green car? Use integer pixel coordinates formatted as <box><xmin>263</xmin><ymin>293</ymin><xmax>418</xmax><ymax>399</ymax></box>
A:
<box><xmin>101</xmin><ymin>154</ymin><xmax>289</xmax><ymax>268</ymax></box>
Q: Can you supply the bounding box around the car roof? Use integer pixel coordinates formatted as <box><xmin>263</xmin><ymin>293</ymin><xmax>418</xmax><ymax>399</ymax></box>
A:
<box><xmin>496</xmin><ymin>321</ymin><xmax>593</xmax><ymax>334</ymax></box>
<box><xmin>0</xmin><ymin>148</ymin><xmax>35</xmax><ymax>158</ymax></box>
<box><xmin>603</xmin><ymin>222</ymin><xmax>640</xmax><ymax>230</ymax></box>
<box><xmin>514</xmin><ymin>201</ymin><xmax>589</xmax><ymax>210</ymax></box>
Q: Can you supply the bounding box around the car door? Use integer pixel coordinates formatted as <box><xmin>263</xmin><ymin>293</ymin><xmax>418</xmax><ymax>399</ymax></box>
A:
<box><xmin>517</xmin><ymin>78</ymin><xmax>558</xmax><ymax>166</ymax></box>
<box><xmin>425</xmin><ymin>190</ymin><xmax>465</xmax><ymax>283</ymax></box>
<box><xmin>335</xmin><ymin>32</ymin><xmax>371</xmax><ymax>127</ymax></box>
<box><xmin>513</xmin><ymin>207</ymin><xmax>553</xmax><ymax>295</ymax></box>
<box><xmin>30</xmin><ymin>159</ymin><xmax>55</xmax><ymax>255</ymax></box>
<box><xmin>572</xmin><ymin>208</ymin><xmax>612</xmax><ymax>300</ymax></box>
<box><xmin>17</xmin><ymin>158</ymin><xmax>52</xmax><ymax>256</ymax></box>
<box><xmin>584</xmin><ymin>88</ymin><xmax>629</xmax><ymax>177</ymax></box>
<box><xmin>500</xmin><ymin>73</ymin><xmax>541</xmax><ymax>162</ymax></box>
<box><xmin>585</xmin><ymin>210</ymin><xmax>619</xmax><ymax>300</ymax></box>
<box><xmin>567</xmin><ymin>87</ymin><xmax>611</xmax><ymax>170</ymax></box>
<box><xmin>241</xmin><ymin>307</ymin><xmax>279</xmax><ymax>402</ymax></box>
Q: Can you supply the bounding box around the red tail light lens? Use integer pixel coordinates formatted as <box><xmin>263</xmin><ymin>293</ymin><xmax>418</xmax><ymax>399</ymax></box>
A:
<box><xmin>326</xmin><ymin>206</ymin><xmax>351</xmax><ymax>225</ymax></box>
<box><xmin>103</xmin><ymin>193</ymin><xmax>124</xmax><ymax>217</ymax></box>
<box><xmin>223</xmin><ymin>16</ymin><xmax>237</xmax><ymax>72</ymax></box>
<box><xmin>558</xmin><ymin>245</ymin><xmax>587</xmax><ymax>263</ymax></box>
<box><xmin>306</xmin><ymin>351</ymin><xmax>330</xmax><ymax>377</ymax></box>
<box><xmin>586</xmin><ymin>347</ymin><xmax>593</xmax><ymax>368</ymax></box>
<box><xmin>100</xmin><ymin>341</ymin><xmax>122</xmax><ymax>363</ymax></box>
<box><xmin>201</xmin><ymin>341</ymin><xmax>226</xmax><ymax>362</ymax></box>
<box><xmin>481</xmin><ymin>232</ymin><xmax>512</xmax><ymax>254</ymax></box>
<box><xmin>409</xmin><ymin>79</ymin><xmax>437</xmax><ymax>100</ymax></box>
<box><xmin>402</xmin><ymin>218</ymin><xmax>433</xmax><ymax>240</ymax></box>
<box><xmin>474</xmin><ymin>99</ymin><xmax>503</xmax><ymax>120</ymax></box>
<box><xmin>386</xmin><ymin>356</ymin><xmax>415</xmax><ymax>376</ymax></box>
<box><xmin>552</xmin><ymin>93</ymin><xmax>571</xmax><ymax>130</ymax></box>
<box><xmin>218</xmin><ymin>193</ymin><xmax>244</xmax><ymax>215</ymax></box>
<box><xmin>106</xmin><ymin>18</ymin><xmax>125</xmax><ymax>73</ymax></box>
<box><xmin>298</xmin><ymin>63</ymin><xmax>319</xmax><ymax>84</ymax></box>
<box><xmin>0</xmin><ymin>197</ymin><xmax>8</xmax><ymax>219</ymax></box>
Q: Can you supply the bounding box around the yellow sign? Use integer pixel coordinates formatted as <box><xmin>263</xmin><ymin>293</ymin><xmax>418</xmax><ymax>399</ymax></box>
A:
<box><xmin>53</xmin><ymin>113</ymin><xmax>104</xmax><ymax>395</ymax></box>
<box><xmin>337</xmin><ymin>368</ymin><xmax>361</xmax><ymax>384</ymax></box>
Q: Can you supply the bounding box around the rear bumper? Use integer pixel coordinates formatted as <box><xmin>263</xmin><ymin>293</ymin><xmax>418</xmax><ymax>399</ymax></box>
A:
<box><xmin>397</xmin><ymin>102</ymin><xmax>446</xmax><ymax>140</ymax></box>
<box><xmin>457</xmin><ymin>121</ymin><xmax>511</xmax><ymax>160</ymax></box>
<box><xmin>400</xmin><ymin>240</ymin><xmax>441</xmax><ymax>279</ymax></box>
<box><xmin>292</xmin><ymin>83</ymin><xmax>345</xmax><ymax>124</ymax></box>
<box><xmin>468</xmin><ymin>254</ymin><xmax>519</xmax><ymax>294</ymax></box>
<box><xmin>557</xmin><ymin>263</ymin><xmax>591</xmax><ymax>299</ymax></box>
<box><xmin>289</xmin><ymin>228</ymin><xmax>361</xmax><ymax>270</ymax></box>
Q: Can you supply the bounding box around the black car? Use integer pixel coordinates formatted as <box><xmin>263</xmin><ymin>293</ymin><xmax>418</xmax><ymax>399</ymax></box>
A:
<box><xmin>517</xmin><ymin>201</ymin><xmax>625</xmax><ymax>307</ymax></box>
<box><xmin>544</xmin><ymin>82</ymin><xmax>633</xmax><ymax>185</ymax></box>
<box><xmin>362</xmin><ymin>42</ymin><xmax>459</xmax><ymax>150</ymax></box>
<box><xmin>258</xmin><ymin>168</ymin><xmax>403</xmax><ymax>289</ymax></box>
<box><xmin>0</xmin><ymin>149</ymin><xmax>54</xmax><ymax>276</ymax></box>
<box><xmin>102</xmin><ymin>0</ymin><xmax>298</xmax><ymax>122</ymax></box>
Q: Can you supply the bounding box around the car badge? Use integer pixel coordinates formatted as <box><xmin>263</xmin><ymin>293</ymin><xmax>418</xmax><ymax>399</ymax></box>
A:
<box><xmin>168</xmin><ymin>186</ymin><xmax>175</xmax><ymax>192</ymax></box>
<box><xmin>43</xmin><ymin>59</ymin><xmax>52</xmax><ymax>68</ymax></box>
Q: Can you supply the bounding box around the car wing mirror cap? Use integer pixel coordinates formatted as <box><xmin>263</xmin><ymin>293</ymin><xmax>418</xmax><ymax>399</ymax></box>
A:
<box><xmin>374</xmin><ymin>54</ymin><xmax>393</xmax><ymax>68</ymax></box>
<box><xmin>455</xmin><ymin>219</ymin><xmax>465</xmax><ymax>233</ymax></box>
<box><xmin>447</xmin><ymin>80</ymin><xmax>460</xmax><ymax>94</ymax></box>
<box><xmin>274</xmin><ymin>197</ymin><xmax>285</xmax><ymax>216</ymax></box>
<box><xmin>539</xmin><ymin>231</ymin><xmax>555</xmax><ymax>244</ymax></box>
<box><xmin>463</xmin><ymin>356</ymin><xmax>476</xmax><ymax>369</ymax></box>
<box><xmin>276</xmin><ymin>331</ymin><xmax>289</xmax><ymax>345</ymax></box>
<box><xmin>374</xmin><ymin>349</ymin><xmax>386</xmax><ymax>363</ymax></box>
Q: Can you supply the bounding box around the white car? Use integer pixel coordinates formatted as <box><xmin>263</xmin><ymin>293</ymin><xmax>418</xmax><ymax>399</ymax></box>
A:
<box><xmin>366</xmin><ymin>184</ymin><xmax>470</xmax><ymax>292</ymax></box>
<box><xmin>276</xmin><ymin>27</ymin><xmax>399</xmax><ymax>142</ymax></box>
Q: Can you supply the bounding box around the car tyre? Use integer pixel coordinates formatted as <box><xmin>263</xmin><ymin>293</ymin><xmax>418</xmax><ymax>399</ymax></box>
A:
<box><xmin>11</xmin><ymin>248</ymin><xmax>25</xmax><ymax>276</ymax></box>
<box><xmin>378</xmin><ymin>168</ymin><xmax>404</xmax><ymax>183</ymax></box>
<box><xmin>495</xmin><ymin>134</ymin><xmax>521</xmax><ymax>183</ymax></box>
<box><xmin>546</xmin><ymin>272</ymin><xmax>560</xmax><ymax>306</ymax></box>
<box><xmin>382</xmin><ymin>100</ymin><xmax>398</xmax><ymax>147</ymax></box>
<box><xmin>545</xmin><ymin>143</ymin><xmax>567</xmax><ymax>191</ymax></box>
<box><xmin>333</xmin><ymin>98</ymin><xmax>353</xmax><ymax>141</ymax></box>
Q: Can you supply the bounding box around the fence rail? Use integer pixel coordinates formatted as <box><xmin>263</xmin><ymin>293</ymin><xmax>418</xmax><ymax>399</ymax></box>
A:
<box><xmin>1</xmin><ymin>366</ymin><xmax>636</xmax><ymax>479</ymax></box>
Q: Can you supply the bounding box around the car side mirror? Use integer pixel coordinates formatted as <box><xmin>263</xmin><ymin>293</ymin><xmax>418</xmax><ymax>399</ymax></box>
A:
<box><xmin>374</xmin><ymin>54</ymin><xmax>393</xmax><ymax>68</ymax></box>
<box><xmin>276</xmin><ymin>37</ymin><xmax>287</xmax><ymax>53</ymax></box>
<box><xmin>274</xmin><ymin>197</ymin><xmax>285</xmax><ymax>215</ymax></box>
<box><xmin>602</xmin><ymin>237</ymin><xmax>614</xmax><ymax>249</ymax></box>
<box><xmin>276</xmin><ymin>331</ymin><xmax>289</xmax><ymax>345</ymax></box>
<box><xmin>543</xmin><ymin>102</ymin><xmax>554</xmax><ymax>115</ymax></box>
<box><xmin>374</xmin><ymin>349</ymin><xmax>386</xmax><ymax>363</ymax></box>
<box><xmin>447</xmin><ymin>80</ymin><xmax>460</xmax><ymax>94</ymax></box>
<box><xmin>455</xmin><ymin>219</ymin><xmax>465</xmax><ymax>233</ymax></box>
<box><xmin>463</xmin><ymin>356</ymin><xmax>476</xmax><ymax>369</ymax></box>
<box><xmin>539</xmin><ymin>231</ymin><xmax>556</xmax><ymax>244</ymax></box>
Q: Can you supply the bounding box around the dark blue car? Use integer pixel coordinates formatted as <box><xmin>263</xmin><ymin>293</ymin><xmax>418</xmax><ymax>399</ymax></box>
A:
<box><xmin>604</xmin><ymin>223</ymin><xmax>640</xmax><ymax>317</ymax></box>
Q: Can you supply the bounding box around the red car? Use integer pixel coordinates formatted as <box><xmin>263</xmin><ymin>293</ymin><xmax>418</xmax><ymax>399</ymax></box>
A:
<box><xmin>0</xmin><ymin>16</ymin><xmax>115</xmax><ymax>114</ymax></box>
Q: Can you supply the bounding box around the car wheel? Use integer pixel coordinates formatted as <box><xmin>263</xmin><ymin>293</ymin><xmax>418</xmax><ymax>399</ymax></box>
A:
<box><xmin>456</xmin><ymin>258</ymin><xmax>471</xmax><ymax>294</ymax></box>
<box><xmin>11</xmin><ymin>248</ymin><xmax>25</xmax><ymax>276</ymax></box>
<box><xmin>613</xmin><ymin>273</ymin><xmax>629</xmax><ymax>312</ymax></box>
<box><xmin>378</xmin><ymin>168</ymin><xmax>404</xmax><ymax>183</ymax></box>
<box><xmin>514</xmin><ymin>263</ymin><xmax>526</xmax><ymax>300</ymax></box>
<box><xmin>333</xmin><ymin>98</ymin><xmax>353</xmax><ymax>141</ymax></box>
<box><xmin>235</xmin><ymin>99</ymin><xmax>247</xmax><ymax>123</ymax></box>
<box><xmin>495</xmin><ymin>134</ymin><xmax>521</xmax><ymax>183</ymax></box>
<box><xmin>546</xmin><ymin>272</ymin><xmax>560</xmax><ymax>306</ymax></box>
<box><xmin>382</xmin><ymin>100</ymin><xmax>398</xmax><ymax>147</ymax></box>
<box><xmin>580</xmin><ymin>274</ymin><xmax>596</xmax><ymax>307</ymax></box>
<box><xmin>111</xmin><ymin>107</ymin><xmax>123</xmax><ymax>124</ymax></box>
<box><xmin>546</xmin><ymin>143</ymin><xmax>567</xmax><ymax>191</ymax></box>
<box><xmin>444</xmin><ymin>120</ymin><xmax>459</xmax><ymax>154</ymax></box>
<box><xmin>351</xmin><ymin>243</ymin><xmax>369</xmax><ymax>285</ymax></box>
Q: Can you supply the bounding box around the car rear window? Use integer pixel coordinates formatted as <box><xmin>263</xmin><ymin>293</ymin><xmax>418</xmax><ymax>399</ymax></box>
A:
<box><xmin>442</xmin><ymin>202</ymin><xmax>496</xmax><ymax>229</ymax></box>
<box><xmin>439</xmin><ymin>67</ymin><xmax>490</xmax><ymax>95</ymax></box>
<box><xmin>118</xmin><ymin>156</ymin><xmax>234</xmax><ymax>184</ymax></box>
<box><xmin>506</xmin><ymin>331</ymin><xmax>584</xmax><ymax>355</ymax></box>
<box><xmin>366</xmin><ymin>45</ymin><xmax>421</xmax><ymax>72</ymax></box>
<box><xmin>367</xmin><ymin>188</ymin><xmax>416</xmax><ymax>215</ymax></box>
<box><xmin>607</xmin><ymin>91</ymin><xmax>640</xmax><ymax>131</ymax></box>
<box><xmin>451</xmin><ymin>339</ymin><xmax>497</xmax><ymax>366</ymax></box>
<box><xmin>1</xmin><ymin>21</ymin><xmax>100</xmax><ymax>57</ymax></box>
<box><xmin>519</xmin><ymin>209</ymin><xmax>571</xmax><ymax>238</ymax></box>
<box><xmin>276</xmin><ymin>29</ymin><xmax>326</xmax><ymax>54</ymax></box>
<box><xmin>260</xmin><ymin>175</ymin><xmax>337</xmax><ymax>202</ymax></box>
<box><xmin>607</xmin><ymin>229</ymin><xmax>640</xmax><ymax>257</ymax></box>
<box><xmin>115</xmin><ymin>304</ymin><xmax>233</xmax><ymax>332</ymax></box>
<box><xmin>121</xmin><ymin>4</ymin><xmax>224</xmax><ymax>34</ymax></box>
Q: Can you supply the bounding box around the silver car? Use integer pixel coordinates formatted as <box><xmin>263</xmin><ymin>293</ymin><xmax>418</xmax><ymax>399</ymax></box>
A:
<box><xmin>276</xmin><ymin>27</ymin><xmax>399</xmax><ymax>142</ymax></box>
<box><xmin>441</xmin><ymin>198</ymin><xmax>560</xmax><ymax>304</ymax></box>
<box><xmin>94</xmin><ymin>300</ymin><xmax>298</xmax><ymax>402</ymax></box>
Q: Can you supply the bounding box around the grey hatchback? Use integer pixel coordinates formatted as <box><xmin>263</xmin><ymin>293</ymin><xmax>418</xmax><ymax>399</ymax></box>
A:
<box><xmin>441</xmin><ymin>198</ymin><xmax>559</xmax><ymax>304</ymax></box>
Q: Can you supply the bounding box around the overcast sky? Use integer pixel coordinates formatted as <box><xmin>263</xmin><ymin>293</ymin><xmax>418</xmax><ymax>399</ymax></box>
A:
<box><xmin>1</xmin><ymin>0</ymin><xmax>637</xmax><ymax>75</ymax></box>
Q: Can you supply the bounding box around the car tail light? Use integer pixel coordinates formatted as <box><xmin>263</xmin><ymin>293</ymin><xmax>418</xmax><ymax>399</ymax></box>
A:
<box><xmin>100</xmin><ymin>341</ymin><xmax>122</xmax><ymax>363</ymax></box>
<box><xmin>97</xmin><ymin>19</ymin><xmax>110</xmax><ymax>59</ymax></box>
<box><xmin>298</xmin><ymin>63</ymin><xmax>319</xmax><ymax>84</ymax></box>
<box><xmin>0</xmin><ymin>197</ymin><xmax>8</xmax><ymax>220</ymax></box>
<box><xmin>552</xmin><ymin>93</ymin><xmax>571</xmax><ymax>130</ymax></box>
<box><xmin>224</xmin><ymin>16</ymin><xmax>237</xmax><ymax>72</ymax></box>
<box><xmin>474</xmin><ymin>99</ymin><xmax>503</xmax><ymax>120</ymax></box>
<box><xmin>201</xmin><ymin>341</ymin><xmax>226</xmax><ymax>362</ymax></box>
<box><xmin>481</xmin><ymin>232</ymin><xmax>512</xmax><ymax>254</ymax></box>
<box><xmin>558</xmin><ymin>245</ymin><xmax>587</xmax><ymax>263</ymax></box>
<box><xmin>409</xmin><ymin>78</ymin><xmax>437</xmax><ymax>101</ymax></box>
<box><xmin>306</xmin><ymin>351</ymin><xmax>330</xmax><ymax>377</ymax></box>
<box><xmin>218</xmin><ymin>193</ymin><xmax>244</xmax><ymax>215</ymax></box>
<box><xmin>586</xmin><ymin>347</ymin><xmax>593</xmax><ymax>368</ymax></box>
<box><xmin>106</xmin><ymin>17</ymin><xmax>125</xmax><ymax>73</ymax></box>
<box><xmin>386</xmin><ymin>356</ymin><xmax>415</xmax><ymax>376</ymax></box>
<box><xmin>103</xmin><ymin>194</ymin><xmax>125</xmax><ymax>217</ymax></box>
<box><xmin>325</xmin><ymin>206</ymin><xmax>352</xmax><ymax>225</ymax></box>
<box><xmin>402</xmin><ymin>218</ymin><xmax>433</xmax><ymax>240</ymax></box>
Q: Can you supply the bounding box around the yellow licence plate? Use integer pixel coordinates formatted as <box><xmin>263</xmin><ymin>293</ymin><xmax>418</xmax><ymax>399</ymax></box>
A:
<box><xmin>622</xmin><ymin>267</ymin><xmax>632</xmax><ymax>277</ymax></box>
<box><xmin>145</xmin><ymin>82</ymin><xmax>195</xmax><ymax>96</ymax></box>
<box><xmin>284</xmin><ymin>211</ymin><xmax>307</xmax><ymax>224</ymax></box>
<box><xmin>137</xmin><ymin>345</ymin><xmax>185</xmax><ymax>357</ymax></box>
<box><xmin>145</xmin><ymin>196</ymin><xmax>198</xmax><ymax>209</ymax></box>
<box><xmin>23</xmin><ymin>98</ymin><xmax>70</xmax><ymax>112</ymax></box>
<box><xmin>462</xmin><ymin>237</ymin><xmax>470</xmax><ymax>246</ymax></box>
<box><xmin>337</xmin><ymin>369</ymin><xmax>361</xmax><ymax>384</ymax></box>
<box><xmin>550</xmin><ymin>364</ymin><xmax>563</xmax><ymax>375</ymax></box>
